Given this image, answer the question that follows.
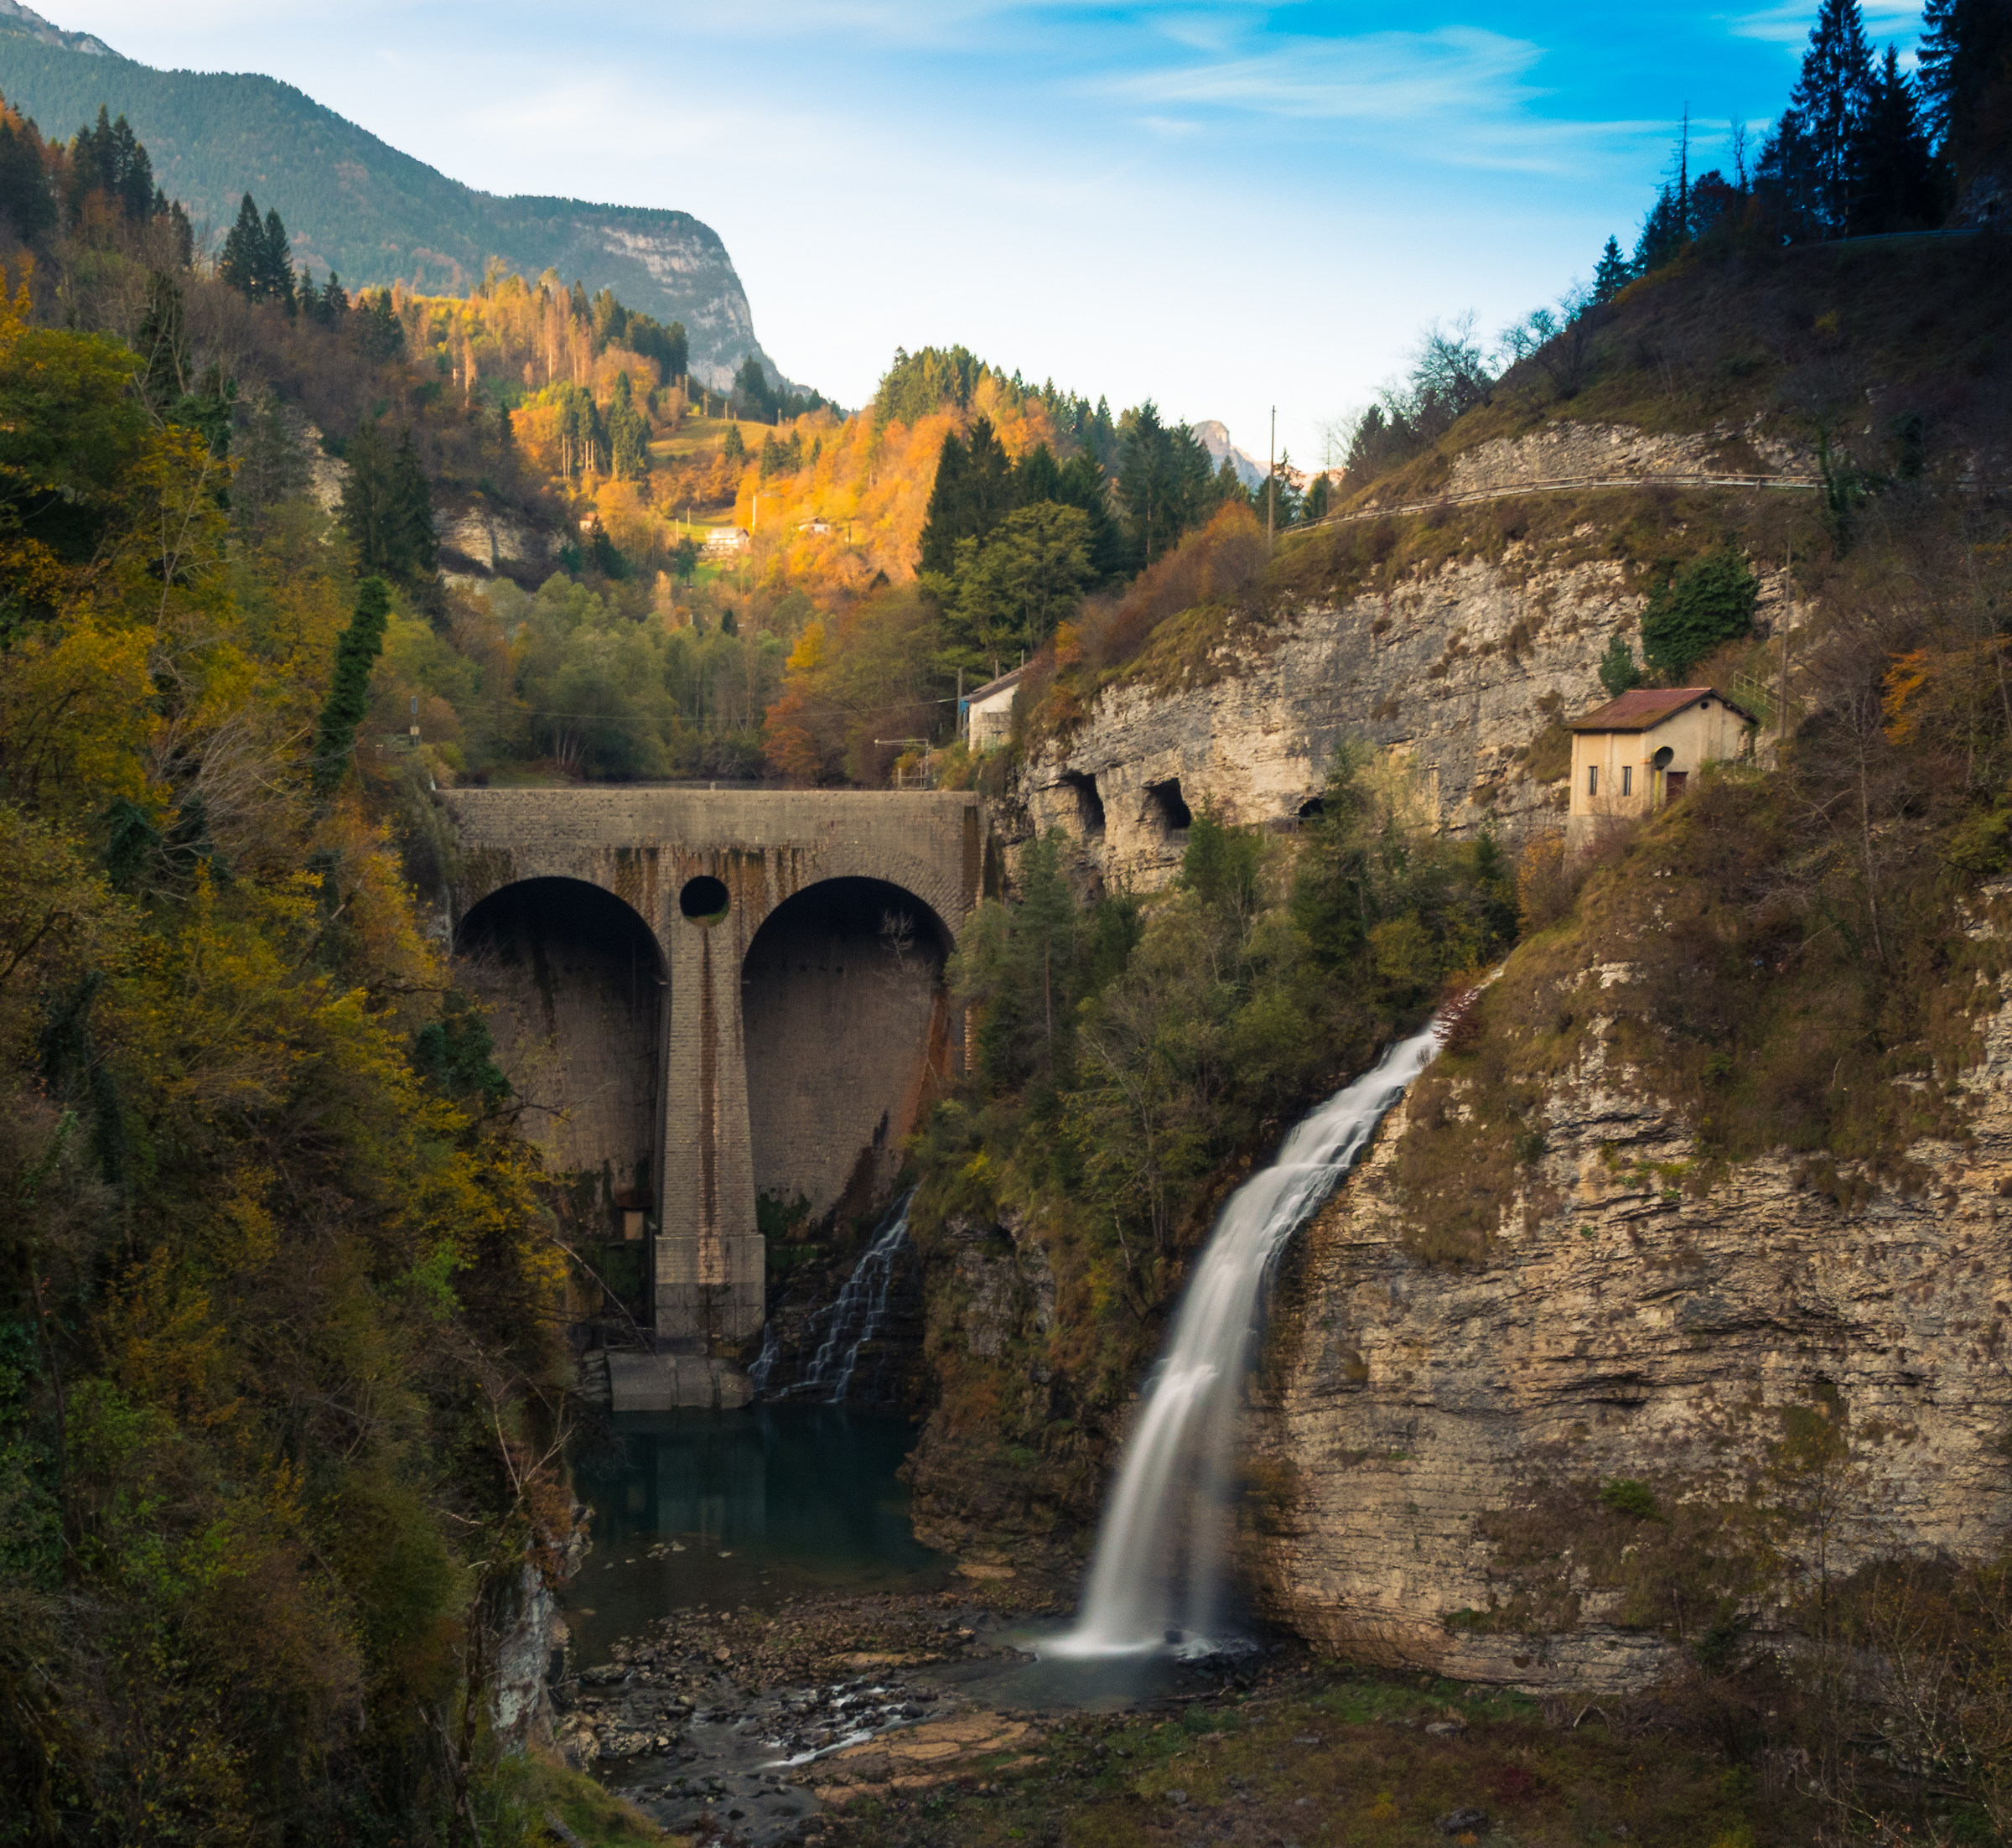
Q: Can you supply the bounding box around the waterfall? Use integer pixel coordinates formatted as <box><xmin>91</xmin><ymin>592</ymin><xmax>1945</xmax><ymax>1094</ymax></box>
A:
<box><xmin>1045</xmin><ymin>1016</ymin><xmax>1448</xmax><ymax>1659</ymax></box>
<box><xmin>794</xmin><ymin>1192</ymin><xmax>915</xmax><ymax>1404</ymax></box>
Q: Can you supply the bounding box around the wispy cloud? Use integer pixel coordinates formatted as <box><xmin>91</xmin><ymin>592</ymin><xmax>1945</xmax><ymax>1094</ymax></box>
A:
<box><xmin>1725</xmin><ymin>0</ymin><xmax>1925</xmax><ymax>52</ymax></box>
<box><xmin>1096</xmin><ymin>26</ymin><xmax>1664</xmax><ymax>173</ymax></box>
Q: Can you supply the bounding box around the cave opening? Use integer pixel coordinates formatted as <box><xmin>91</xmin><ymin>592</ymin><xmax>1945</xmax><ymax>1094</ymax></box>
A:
<box><xmin>1146</xmin><ymin>777</ymin><xmax>1194</xmax><ymax>833</ymax></box>
<box><xmin>1062</xmin><ymin>770</ymin><xmax>1107</xmax><ymax>838</ymax></box>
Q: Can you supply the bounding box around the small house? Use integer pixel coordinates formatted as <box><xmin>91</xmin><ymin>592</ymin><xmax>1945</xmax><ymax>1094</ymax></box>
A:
<box><xmin>963</xmin><ymin>665</ymin><xmax>1028</xmax><ymax>752</ymax></box>
<box><xmin>1565</xmin><ymin>685</ymin><xmax>1758</xmax><ymax>850</ymax></box>
<box><xmin>703</xmin><ymin>526</ymin><xmax>751</xmax><ymax>556</ymax></box>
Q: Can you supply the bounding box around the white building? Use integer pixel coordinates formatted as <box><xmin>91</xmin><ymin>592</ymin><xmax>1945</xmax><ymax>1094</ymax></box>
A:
<box><xmin>963</xmin><ymin>666</ymin><xmax>1028</xmax><ymax>753</ymax></box>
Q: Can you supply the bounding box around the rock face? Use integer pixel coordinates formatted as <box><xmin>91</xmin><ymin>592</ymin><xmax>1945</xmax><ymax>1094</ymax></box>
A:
<box><xmin>1238</xmin><ymin>911</ymin><xmax>2012</xmax><ymax>1691</ymax></box>
<box><xmin>1441</xmin><ymin>419</ymin><xmax>1816</xmax><ymax>497</ymax></box>
<box><xmin>1014</xmin><ymin>551</ymin><xmax>1790</xmax><ymax>895</ymax></box>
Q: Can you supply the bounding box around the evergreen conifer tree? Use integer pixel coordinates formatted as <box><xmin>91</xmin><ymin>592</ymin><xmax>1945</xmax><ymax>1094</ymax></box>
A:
<box><xmin>1012</xmin><ymin>441</ymin><xmax>1062</xmax><ymax>506</ymax></box>
<box><xmin>392</xmin><ymin>428</ymin><xmax>438</xmax><ymax>577</ymax></box>
<box><xmin>1592</xmin><ymin>236</ymin><xmax>1633</xmax><ymax>302</ymax></box>
<box><xmin>0</xmin><ymin>115</ymin><xmax>55</xmax><ymax>245</ymax></box>
<box><xmin>1055</xmin><ymin>451</ymin><xmax>1127</xmax><ymax>584</ymax></box>
<box><xmin>311</xmin><ymin>577</ymin><xmax>391</xmax><ymax>794</ymax></box>
<box><xmin>220</xmin><ymin>193</ymin><xmax>264</xmax><ymax>297</ymax></box>
<box><xmin>1852</xmin><ymin>44</ymin><xmax>1945</xmax><ymax>231</ymax></box>
<box><xmin>919</xmin><ymin>430</ymin><xmax>969</xmax><ymax>574</ymax></box>
<box><xmin>609</xmin><ymin>372</ymin><xmax>650</xmax><ymax>480</ymax></box>
<box><xmin>260</xmin><ymin>207</ymin><xmax>294</xmax><ymax>313</ymax></box>
<box><xmin>1919</xmin><ymin>0</ymin><xmax>2012</xmax><ymax>202</ymax></box>
<box><xmin>321</xmin><ymin>270</ymin><xmax>349</xmax><ymax>320</ymax></box>
<box><xmin>1789</xmin><ymin>0</ymin><xmax>1877</xmax><ymax>232</ymax></box>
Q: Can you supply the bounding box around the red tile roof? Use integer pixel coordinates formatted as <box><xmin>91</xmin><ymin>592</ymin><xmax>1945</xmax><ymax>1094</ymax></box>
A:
<box><xmin>1568</xmin><ymin>686</ymin><xmax>1756</xmax><ymax>732</ymax></box>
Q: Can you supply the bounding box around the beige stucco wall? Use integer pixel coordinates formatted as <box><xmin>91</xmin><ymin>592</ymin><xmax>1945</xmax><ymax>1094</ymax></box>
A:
<box><xmin>1567</xmin><ymin>698</ymin><xmax>1754</xmax><ymax>848</ymax></box>
<box><xmin>968</xmin><ymin>688</ymin><xmax>1017</xmax><ymax>752</ymax></box>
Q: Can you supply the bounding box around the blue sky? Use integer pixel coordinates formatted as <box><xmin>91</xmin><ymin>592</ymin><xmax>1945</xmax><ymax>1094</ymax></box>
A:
<box><xmin>63</xmin><ymin>2</ymin><xmax>1926</xmax><ymax>463</ymax></box>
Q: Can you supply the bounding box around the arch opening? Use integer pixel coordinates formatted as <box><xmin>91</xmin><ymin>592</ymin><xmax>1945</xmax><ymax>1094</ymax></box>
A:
<box><xmin>454</xmin><ymin>879</ymin><xmax>663</xmax><ymax>1308</ymax></box>
<box><xmin>741</xmin><ymin>877</ymin><xmax>952</xmax><ymax>1237</ymax></box>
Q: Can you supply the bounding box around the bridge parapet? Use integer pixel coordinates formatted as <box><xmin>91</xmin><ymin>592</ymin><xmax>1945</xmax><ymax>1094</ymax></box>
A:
<box><xmin>442</xmin><ymin>787</ymin><xmax>987</xmax><ymax>1353</ymax></box>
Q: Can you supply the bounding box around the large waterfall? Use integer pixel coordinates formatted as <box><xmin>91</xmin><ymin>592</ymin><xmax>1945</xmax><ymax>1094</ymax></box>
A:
<box><xmin>1045</xmin><ymin>1017</ymin><xmax>1447</xmax><ymax>1659</ymax></box>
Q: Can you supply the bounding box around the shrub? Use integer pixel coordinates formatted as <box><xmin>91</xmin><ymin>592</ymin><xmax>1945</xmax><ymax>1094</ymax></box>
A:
<box><xmin>1600</xmin><ymin>1477</ymin><xmax>1662</xmax><ymax>1521</ymax></box>
<box><xmin>1640</xmin><ymin>546</ymin><xmax>1759</xmax><ymax>679</ymax></box>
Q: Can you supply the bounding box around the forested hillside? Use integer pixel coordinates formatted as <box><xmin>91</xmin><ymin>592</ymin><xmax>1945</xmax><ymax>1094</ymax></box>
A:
<box><xmin>0</xmin><ymin>18</ymin><xmax>782</xmax><ymax>386</ymax></box>
<box><xmin>0</xmin><ymin>117</ymin><xmax>659</xmax><ymax>1844</ymax></box>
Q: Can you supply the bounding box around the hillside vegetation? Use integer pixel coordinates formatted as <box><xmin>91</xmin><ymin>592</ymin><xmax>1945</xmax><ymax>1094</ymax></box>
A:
<box><xmin>0</xmin><ymin>24</ymin><xmax>777</xmax><ymax>382</ymax></box>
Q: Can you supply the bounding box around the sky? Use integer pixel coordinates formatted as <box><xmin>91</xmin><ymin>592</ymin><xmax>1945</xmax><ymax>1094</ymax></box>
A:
<box><xmin>56</xmin><ymin>1</ymin><xmax>1927</xmax><ymax>465</ymax></box>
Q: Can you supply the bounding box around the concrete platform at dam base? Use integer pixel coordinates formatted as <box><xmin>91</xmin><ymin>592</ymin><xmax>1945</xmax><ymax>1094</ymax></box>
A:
<box><xmin>594</xmin><ymin>1350</ymin><xmax>754</xmax><ymax>1412</ymax></box>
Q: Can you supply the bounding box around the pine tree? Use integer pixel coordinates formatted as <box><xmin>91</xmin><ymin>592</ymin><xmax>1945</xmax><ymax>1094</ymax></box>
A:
<box><xmin>392</xmin><ymin>428</ymin><xmax>438</xmax><ymax>577</ymax></box>
<box><xmin>1919</xmin><ymin>0</ymin><xmax>2012</xmax><ymax>200</ymax></box>
<box><xmin>260</xmin><ymin>207</ymin><xmax>294</xmax><ymax>314</ymax></box>
<box><xmin>1012</xmin><ymin>441</ymin><xmax>1062</xmax><ymax>506</ymax></box>
<box><xmin>1055</xmin><ymin>451</ymin><xmax>1127</xmax><ymax>584</ymax></box>
<box><xmin>919</xmin><ymin>429</ymin><xmax>969</xmax><ymax>574</ymax></box>
<box><xmin>219</xmin><ymin>193</ymin><xmax>264</xmax><ymax>297</ymax></box>
<box><xmin>1756</xmin><ymin>106</ymin><xmax>1827</xmax><ymax>240</ymax></box>
<box><xmin>0</xmin><ymin>114</ymin><xmax>55</xmax><ymax>245</ymax></box>
<box><xmin>1789</xmin><ymin>0</ymin><xmax>1877</xmax><ymax>233</ymax></box>
<box><xmin>1633</xmin><ymin>184</ymin><xmax>1688</xmax><ymax>272</ymax></box>
<box><xmin>321</xmin><ymin>271</ymin><xmax>350</xmax><ymax>320</ymax></box>
<box><xmin>311</xmin><ymin>577</ymin><xmax>391</xmax><ymax>794</ymax></box>
<box><xmin>609</xmin><ymin>371</ymin><xmax>650</xmax><ymax>480</ymax></box>
<box><xmin>1592</xmin><ymin>236</ymin><xmax>1632</xmax><ymax>303</ymax></box>
<box><xmin>1852</xmin><ymin>44</ymin><xmax>1945</xmax><ymax>231</ymax></box>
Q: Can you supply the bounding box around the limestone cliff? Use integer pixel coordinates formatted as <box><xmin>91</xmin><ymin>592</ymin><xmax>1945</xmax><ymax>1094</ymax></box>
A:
<box><xmin>1237</xmin><ymin>898</ymin><xmax>2012</xmax><ymax>1690</ymax></box>
<box><xmin>1012</xmin><ymin>535</ymin><xmax>1787</xmax><ymax>895</ymax></box>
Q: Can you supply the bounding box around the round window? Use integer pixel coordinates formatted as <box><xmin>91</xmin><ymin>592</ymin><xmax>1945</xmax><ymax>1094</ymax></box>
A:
<box><xmin>679</xmin><ymin>875</ymin><xmax>729</xmax><ymax>923</ymax></box>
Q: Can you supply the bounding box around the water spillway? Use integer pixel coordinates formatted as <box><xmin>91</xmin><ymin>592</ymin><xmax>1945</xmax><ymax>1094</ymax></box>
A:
<box><xmin>1046</xmin><ymin>1017</ymin><xmax>1447</xmax><ymax>1659</ymax></box>
<box><xmin>754</xmin><ymin>1192</ymin><xmax>916</xmax><ymax>1404</ymax></box>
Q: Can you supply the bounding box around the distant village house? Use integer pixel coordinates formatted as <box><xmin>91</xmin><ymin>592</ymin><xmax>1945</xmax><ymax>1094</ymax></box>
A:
<box><xmin>703</xmin><ymin>527</ymin><xmax>751</xmax><ymax>556</ymax></box>
<box><xmin>1565</xmin><ymin>686</ymin><xmax>1758</xmax><ymax>852</ymax></box>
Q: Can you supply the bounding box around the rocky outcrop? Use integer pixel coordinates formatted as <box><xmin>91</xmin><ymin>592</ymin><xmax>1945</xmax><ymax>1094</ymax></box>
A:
<box><xmin>1239</xmin><ymin>902</ymin><xmax>2012</xmax><ymax>1692</ymax></box>
<box><xmin>1444</xmin><ymin>418</ymin><xmax>1816</xmax><ymax>497</ymax></box>
<box><xmin>1015</xmin><ymin>550</ymin><xmax>1791</xmax><ymax>894</ymax></box>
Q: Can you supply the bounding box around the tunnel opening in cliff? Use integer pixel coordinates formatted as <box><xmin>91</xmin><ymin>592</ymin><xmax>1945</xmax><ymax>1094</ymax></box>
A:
<box><xmin>742</xmin><ymin>876</ymin><xmax>952</xmax><ymax>1233</ymax></box>
<box><xmin>1146</xmin><ymin>777</ymin><xmax>1194</xmax><ymax>836</ymax></box>
<box><xmin>1063</xmin><ymin>771</ymin><xmax>1107</xmax><ymax>838</ymax></box>
<box><xmin>454</xmin><ymin>878</ymin><xmax>664</xmax><ymax>1246</ymax></box>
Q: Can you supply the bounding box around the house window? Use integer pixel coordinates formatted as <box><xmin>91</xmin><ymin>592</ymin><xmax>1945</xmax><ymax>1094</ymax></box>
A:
<box><xmin>1588</xmin><ymin>765</ymin><xmax>1599</xmax><ymax>797</ymax></box>
<box><xmin>1621</xmin><ymin>766</ymin><xmax>1632</xmax><ymax>797</ymax></box>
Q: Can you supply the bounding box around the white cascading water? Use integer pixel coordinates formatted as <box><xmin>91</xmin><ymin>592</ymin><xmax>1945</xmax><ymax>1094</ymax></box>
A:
<box><xmin>795</xmin><ymin>1192</ymin><xmax>915</xmax><ymax>1403</ymax></box>
<box><xmin>1045</xmin><ymin>1016</ymin><xmax>1449</xmax><ymax>1659</ymax></box>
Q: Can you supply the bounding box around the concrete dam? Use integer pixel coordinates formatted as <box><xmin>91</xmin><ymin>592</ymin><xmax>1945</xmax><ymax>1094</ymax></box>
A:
<box><xmin>443</xmin><ymin>787</ymin><xmax>988</xmax><ymax>1394</ymax></box>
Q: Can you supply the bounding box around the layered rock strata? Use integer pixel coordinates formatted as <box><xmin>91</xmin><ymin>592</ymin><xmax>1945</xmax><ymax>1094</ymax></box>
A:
<box><xmin>1014</xmin><ymin>551</ymin><xmax>1791</xmax><ymax>895</ymax></box>
<box><xmin>1241</xmin><ymin>913</ymin><xmax>2012</xmax><ymax>1691</ymax></box>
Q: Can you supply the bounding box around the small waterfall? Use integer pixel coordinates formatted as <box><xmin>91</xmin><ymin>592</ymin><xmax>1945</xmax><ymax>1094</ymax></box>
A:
<box><xmin>794</xmin><ymin>1192</ymin><xmax>915</xmax><ymax>1404</ymax></box>
<box><xmin>747</xmin><ymin>1320</ymin><xmax>780</xmax><ymax>1397</ymax></box>
<box><xmin>1045</xmin><ymin>1016</ymin><xmax>1448</xmax><ymax>1659</ymax></box>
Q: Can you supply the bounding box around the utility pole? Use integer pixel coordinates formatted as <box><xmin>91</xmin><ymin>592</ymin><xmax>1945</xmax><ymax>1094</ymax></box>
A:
<box><xmin>1267</xmin><ymin>405</ymin><xmax>1277</xmax><ymax>553</ymax></box>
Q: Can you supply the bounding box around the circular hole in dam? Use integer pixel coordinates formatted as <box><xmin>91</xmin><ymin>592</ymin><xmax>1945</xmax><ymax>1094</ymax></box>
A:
<box><xmin>679</xmin><ymin>875</ymin><xmax>730</xmax><ymax>923</ymax></box>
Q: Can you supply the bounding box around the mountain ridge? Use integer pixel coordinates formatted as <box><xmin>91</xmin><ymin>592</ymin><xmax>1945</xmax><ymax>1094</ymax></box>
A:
<box><xmin>0</xmin><ymin>15</ymin><xmax>778</xmax><ymax>387</ymax></box>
